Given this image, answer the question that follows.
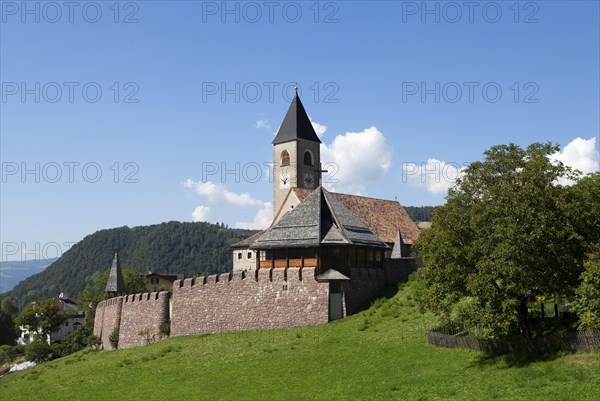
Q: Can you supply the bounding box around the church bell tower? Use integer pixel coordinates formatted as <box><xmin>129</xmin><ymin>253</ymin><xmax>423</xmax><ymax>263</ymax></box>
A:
<box><xmin>272</xmin><ymin>88</ymin><xmax>322</xmax><ymax>215</ymax></box>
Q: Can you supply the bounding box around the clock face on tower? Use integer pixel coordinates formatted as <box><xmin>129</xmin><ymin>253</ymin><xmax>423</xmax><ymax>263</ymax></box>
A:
<box><xmin>280</xmin><ymin>173</ymin><xmax>290</xmax><ymax>189</ymax></box>
<box><xmin>303</xmin><ymin>173</ymin><xmax>315</xmax><ymax>189</ymax></box>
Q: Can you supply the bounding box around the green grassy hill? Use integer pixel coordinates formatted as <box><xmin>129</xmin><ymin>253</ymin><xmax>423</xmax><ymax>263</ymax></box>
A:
<box><xmin>1</xmin><ymin>277</ymin><xmax>598</xmax><ymax>401</ymax></box>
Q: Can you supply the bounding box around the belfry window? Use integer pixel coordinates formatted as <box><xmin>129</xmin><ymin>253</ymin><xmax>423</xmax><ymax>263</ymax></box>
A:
<box><xmin>281</xmin><ymin>150</ymin><xmax>290</xmax><ymax>166</ymax></box>
<box><xmin>303</xmin><ymin>151</ymin><xmax>313</xmax><ymax>166</ymax></box>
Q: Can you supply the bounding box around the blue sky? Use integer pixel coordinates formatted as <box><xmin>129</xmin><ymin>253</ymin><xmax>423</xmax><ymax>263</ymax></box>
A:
<box><xmin>1</xmin><ymin>0</ymin><xmax>599</xmax><ymax>261</ymax></box>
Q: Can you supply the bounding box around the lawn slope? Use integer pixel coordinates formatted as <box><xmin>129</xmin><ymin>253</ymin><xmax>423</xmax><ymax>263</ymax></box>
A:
<box><xmin>1</xmin><ymin>278</ymin><xmax>599</xmax><ymax>401</ymax></box>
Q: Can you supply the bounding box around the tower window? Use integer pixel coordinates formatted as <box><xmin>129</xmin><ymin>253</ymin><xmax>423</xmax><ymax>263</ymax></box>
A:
<box><xmin>281</xmin><ymin>150</ymin><xmax>290</xmax><ymax>166</ymax></box>
<box><xmin>303</xmin><ymin>150</ymin><xmax>313</xmax><ymax>166</ymax></box>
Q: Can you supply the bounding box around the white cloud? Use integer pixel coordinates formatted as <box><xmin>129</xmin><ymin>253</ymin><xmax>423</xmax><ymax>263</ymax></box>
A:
<box><xmin>235</xmin><ymin>202</ymin><xmax>273</xmax><ymax>230</ymax></box>
<box><xmin>255</xmin><ymin>115</ymin><xmax>271</xmax><ymax>132</ymax></box>
<box><xmin>183</xmin><ymin>179</ymin><xmax>263</xmax><ymax>207</ymax></box>
<box><xmin>191</xmin><ymin>205</ymin><xmax>211</xmax><ymax>222</ymax></box>
<box><xmin>403</xmin><ymin>159</ymin><xmax>466</xmax><ymax>195</ymax></box>
<box><xmin>550</xmin><ymin>137</ymin><xmax>599</xmax><ymax>185</ymax></box>
<box><xmin>320</xmin><ymin>127</ymin><xmax>392</xmax><ymax>194</ymax></box>
<box><xmin>310</xmin><ymin>118</ymin><xmax>327</xmax><ymax>137</ymax></box>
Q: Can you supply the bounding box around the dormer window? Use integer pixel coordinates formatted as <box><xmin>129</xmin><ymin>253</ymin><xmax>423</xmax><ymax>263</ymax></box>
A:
<box><xmin>281</xmin><ymin>150</ymin><xmax>290</xmax><ymax>166</ymax></box>
<box><xmin>303</xmin><ymin>150</ymin><xmax>313</xmax><ymax>166</ymax></box>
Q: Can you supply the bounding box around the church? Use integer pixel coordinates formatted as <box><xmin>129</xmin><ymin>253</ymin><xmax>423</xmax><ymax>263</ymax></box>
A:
<box><xmin>94</xmin><ymin>91</ymin><xmax>422</xmax><ymax>350</ymax></box>
<box><xmin>232</xmin><ymin>90</ymin><xmax>420</xmax><ymax>276</ymax></box>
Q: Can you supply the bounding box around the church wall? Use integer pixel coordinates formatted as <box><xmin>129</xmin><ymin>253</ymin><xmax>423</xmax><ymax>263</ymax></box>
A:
<box><xmin>295</xmin><ymin>139</ymin><xmax>321</xmax><ymax>189</ymax></box>
<box><xmin>273</xmin><ymin>141</ymin><xmax>298</xmax><ymax>214</ymax></box>
<box><xmin>170</xmin><ymin>267</ymin><xmax>330</xmax><ymax>337</ymax></box>
<box><xmin>232</xmin><ymin>248</ymin><xmax>257</xmax><ymax>272</ymax></box>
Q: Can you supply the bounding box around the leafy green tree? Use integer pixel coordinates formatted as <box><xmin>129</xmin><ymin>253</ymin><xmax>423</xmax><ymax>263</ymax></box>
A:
<box><xmin>417</xmin><ymin>143</ymin><xmax>585</xmax><ymax>338</ymax></box>
<box><xmin>572</xmin><ymin>253</ymin><xmax>600</xmax><ymax>332</ymax></box>
<box><xmin>59</xmin><ymin>325</ymin><xmax>94</xmax><ymax>356</ymax></box>
<box><xmin>567</xmin><ymin>172</ymin><xmax>600</xmax><ymax>252</ymax></box>
<box><xmin>15</xmin><ymin>298</ymin><xmax>66</xmax><ymax>340</ymax></box>
<box><xmin>0</xmin><ymin>298</ymin><xmax>19</xmax><ymax>345</ymax></box>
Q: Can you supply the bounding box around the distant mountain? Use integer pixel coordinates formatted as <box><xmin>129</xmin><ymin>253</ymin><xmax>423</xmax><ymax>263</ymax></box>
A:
<box><xmin>1</xmin><ymin>222</ymin><xmax>257</xmax><ymax>309</ymax></box>
<box><xmin>0</xmin><ymin>258</ymin><xmax>57</xmax><ymax>294</ymax></box>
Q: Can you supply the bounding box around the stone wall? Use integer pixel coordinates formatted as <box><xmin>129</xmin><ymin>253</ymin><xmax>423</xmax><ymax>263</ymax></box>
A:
<box><xmin>170</xmin><ymin>267</ymin><xmax>330</xmax><ymax>337</ymax></box>
<box><xmin>118</xmin><ymin>292</ymin><xmax>170</xmax><ymax>349</ymax></box>
<box><xmin>384</xmin><ymin>258</ymin><xmax>419</xmax><ymax>285</ymax></box>
<box><xmin>93</xmin><ymin>264</ymin><xmax>416</xmax><ymax>350</ymax></box>
<box><xmin>94</xmin><ymin>296</ymin><xmax>123</xmax><ymax>349</ymax></box>
<box><xmin>342</xmin><ymin>268</ymin><xmax>386</xmax><ymax>315</ymax></box>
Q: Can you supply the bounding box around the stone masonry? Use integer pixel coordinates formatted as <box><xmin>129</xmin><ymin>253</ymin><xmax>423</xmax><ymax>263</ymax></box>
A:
<box><xmin>94</xmin><ymin>261</ymin><xmax>418</xmax><ymax>350</ymax></box>
<box><xmin>171</xmin><ymin>267</ymin><xmax>329</xmax><ymax>337</ymax></box>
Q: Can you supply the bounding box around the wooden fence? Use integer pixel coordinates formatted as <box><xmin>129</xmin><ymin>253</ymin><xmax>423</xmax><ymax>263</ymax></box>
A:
<box><xmin>428</xmin><ymin>327</ymin><xmax>600</xmax><ymax>354</ymax></box>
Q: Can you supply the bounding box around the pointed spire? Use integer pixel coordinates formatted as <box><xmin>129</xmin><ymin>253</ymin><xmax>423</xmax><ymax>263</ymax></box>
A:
<box><xmin>390</xmin><ymin>231</ymin><xmax>403</xmax><ymax>259</ymax></box>
<box><xmin>105</xmin><ymin>252</ymin><xmax>125</xmax><ymax>293</ymax></box>
<box><xmin>272</xmin><ymin>89</ymin><xmax>321</xmax><ymax>145</ymax></box>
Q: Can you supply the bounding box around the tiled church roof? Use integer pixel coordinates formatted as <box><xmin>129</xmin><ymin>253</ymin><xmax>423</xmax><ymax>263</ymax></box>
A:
<box><xmin>231</xmin><ymin>230</ymin><xmax>265</xmax><ymax>248</ymax></box>
<box><xmin>251</xmin><ymin>187</ymin><xmax>388</xmax><ymax>249</ymax></box>
<box><xmin>292</xmin><ymin>188</ymin><xmax>420</xmax><ymax>245</ymax></box>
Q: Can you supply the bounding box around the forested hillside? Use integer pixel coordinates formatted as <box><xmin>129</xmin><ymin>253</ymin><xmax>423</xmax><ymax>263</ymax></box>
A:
<box><xmin>403</xmin><ymin>206</ymin><xmax>435</xmax><ymax>222</ymax></box>
<box><xmin>2</xmin><ymin>222</ymin><xmax>256</xmax><ymax>309</ymax></box>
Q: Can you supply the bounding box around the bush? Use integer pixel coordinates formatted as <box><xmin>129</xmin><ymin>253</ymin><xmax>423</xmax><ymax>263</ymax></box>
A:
<box><xmin>108</xmin><ymin>327</ymin><xmax>119</xmax><ymax>350</ymax></box>
<box><xmin>60</xmin><ymin>325</ymin><xmax>92</xmax><ymax>355</ymax></box>
<box><xmin>0</xmin><ymin>344</ymin><xmax>25</xmax><ymax>365</ymax></box>
<box><xmin>25</xmin><ymin>340</ymin><xmax>52</xmax><ymax>363</ymax></box>
<box><xmin>86</xmin><ymin>335</ymin><xmax>102</xmax><ymax>349</ymax></box>
<box><xmin>159</xmin><ymin>321</ymin><xmax>170</xmax><ymax>337</ymax></box>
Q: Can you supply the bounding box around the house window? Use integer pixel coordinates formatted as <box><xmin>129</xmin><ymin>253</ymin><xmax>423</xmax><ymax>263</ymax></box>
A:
<box><xmin>247</xmin><ymin>252</ymin><xmax>252</xmax><ymax>259</ymax></box>
<box><xmin>150</xmin><ymin>277</ymin><xmax>159</xmax><ymax>285</ymax></box>
<box><xmin>238</xmin><ymin>252</ymin><xmax>242</xmax><ymax>260</ymax></box>
<box><xmin>259</xmin><ymin>251</ymin><xmax>267</xmax><ymax>261</ymax></box>
<box><xmin>375</xmin><ymin>251</ymin><xmax>383</xmax><ymax>262</ymax></box>
<box><xmin>281</xmin><ymin>150</ymin><xmax>290</xmax><ymax>166</ymax></box>
<box><xmin>303</xmin><ymin>150</ymin><xmax>313</xmax><ymax>166</ymax></box>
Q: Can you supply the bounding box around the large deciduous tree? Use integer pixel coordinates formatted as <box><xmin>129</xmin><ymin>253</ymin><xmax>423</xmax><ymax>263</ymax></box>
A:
<box><xmin>15</xmin><ymin>298</ymin><xmax>66</xmax><ymax>340</ymax></box>
<box><xmin>417</xmin><ymin>142</ymin><xmax>586</xmax><ymax>338</ymax></box>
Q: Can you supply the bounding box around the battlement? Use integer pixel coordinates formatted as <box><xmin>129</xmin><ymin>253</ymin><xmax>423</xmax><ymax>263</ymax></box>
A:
<box><xmin>97</xmin><ymin>296</ymin><xmax>124</xmax><ymax>309</ymax></box>
<box><xmin>123</xmin><ymin>291</ymin><xmax>169</xmax><ymax>303</ymax></box>
<box><xmin>173</xmin><ymin>267</ymin><xmax>317</xmax><ymax>293</ymax></box>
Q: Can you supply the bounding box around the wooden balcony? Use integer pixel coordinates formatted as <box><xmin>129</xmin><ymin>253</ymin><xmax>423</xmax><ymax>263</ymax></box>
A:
<box><xmin>259</xmin><ymin>257</ymin><xmax>318</xmax><ymax>269</ymax></box>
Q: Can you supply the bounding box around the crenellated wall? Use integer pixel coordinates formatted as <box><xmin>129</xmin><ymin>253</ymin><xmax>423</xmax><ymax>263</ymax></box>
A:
<box><xmin>170</xmin><ymin>267</ymin><xmax>329</xmax><ymax>337</ymax></box>
<box><xmin>118</xmin><ymin>292</ymin><xmax>170</xmax><ymax>349</ymax></box>
<box><xmin>93</xmin><ymin>264</ymin><xmax>418</xmax><ymax>350</ymax></box>
<box><xmin>94</xmin><ymin>296</ymin><xmax>124</xmax><ymax>349</ymax></box>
